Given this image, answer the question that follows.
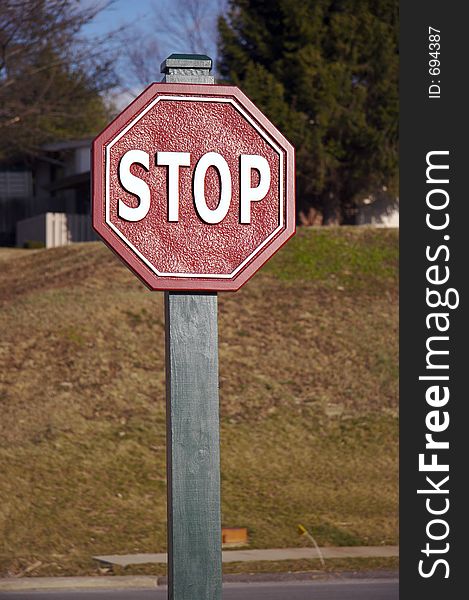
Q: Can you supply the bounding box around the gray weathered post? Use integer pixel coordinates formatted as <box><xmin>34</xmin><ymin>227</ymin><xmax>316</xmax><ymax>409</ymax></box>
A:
<box><xmin>162</xmin><ymin>54</ymin><xmax>222</xmax><ymax>600</ymax></box>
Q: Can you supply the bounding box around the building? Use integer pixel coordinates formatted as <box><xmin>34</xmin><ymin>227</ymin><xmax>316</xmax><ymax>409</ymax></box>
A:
<box><xmin>0</xmin><ymin>166</ymin><xmax>34</xmax><ymax>246</ymax></box>
<box><xmin>0</xmin><ymin>138</ymin><xmax>97</xmax><ymax>247</ymax></box>
<box><xmin>355</xmin><ymin>191</ymin><xmax>399</xmax><ymax>227</ymax></box>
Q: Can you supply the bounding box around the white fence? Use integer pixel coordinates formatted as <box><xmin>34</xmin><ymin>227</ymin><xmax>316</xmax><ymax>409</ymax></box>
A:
<box><xmin>16</xmin><ymin>213</ymin><xmax>98</xmax><ymax>248</ymax></box>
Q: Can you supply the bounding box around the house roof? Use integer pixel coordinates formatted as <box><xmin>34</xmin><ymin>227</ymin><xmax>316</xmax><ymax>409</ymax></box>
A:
<box><xmin>46</xmin><ymin>171</ymin><xmax>89</xmax><ymax>192</ymax></box>
<box><xmin>42</xmin><ymin>138</ymin><xmax>92</xmax><ymax>152</ymax></box>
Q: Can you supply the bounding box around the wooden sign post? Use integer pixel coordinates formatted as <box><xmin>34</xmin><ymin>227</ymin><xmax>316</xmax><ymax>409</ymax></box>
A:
<box><xmin>92</xmin><ymin>51</ymin><xmax>295</xmax><ymax>600</ymax></box>
<box><xmin>162</xmin><ymin>55</ymin><xmax>222</xmax><ymax>600</ymax></box>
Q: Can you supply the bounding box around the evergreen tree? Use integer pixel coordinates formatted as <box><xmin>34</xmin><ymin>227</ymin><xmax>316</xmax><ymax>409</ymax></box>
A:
<box><xmin>218</xmin><ymin>0</ymin><xmax>398</xmax><ymax>223</ymax></box>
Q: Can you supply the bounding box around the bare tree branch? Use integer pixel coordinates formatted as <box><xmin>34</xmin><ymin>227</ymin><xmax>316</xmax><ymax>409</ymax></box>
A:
<box><xmin>117</xmin><ymin>0</ymin><xmax>228</xmax><ymax>90</ymax></box>
<box><xmin>0</xmin><ymin>0</ymin><xmax>120</xmax><ymax>160</ymax></box>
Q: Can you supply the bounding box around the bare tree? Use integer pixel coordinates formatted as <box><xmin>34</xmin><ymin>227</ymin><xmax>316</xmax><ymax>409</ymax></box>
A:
<box><xmin>119</xmin><ymin>0</ymin><xmax>227</xmax><ymax>90</ymax></box>
<box><xmin>125</xmin><ymin>37</ymin><xmax>162</xmax><ymax>89</ymax></box>
<box><xmin>158</xmin><ymin>0</ymin><xmax>220</xmax><ymax>55</ymax></box>
<box><xmin>0</xmin><ymin>0</ymin><xmax>119</xmax><ymax>160</ymax></box>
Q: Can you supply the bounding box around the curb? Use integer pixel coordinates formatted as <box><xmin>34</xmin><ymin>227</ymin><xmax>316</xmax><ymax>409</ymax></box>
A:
<box><xmin>158</xmin><ymin>569</ymin><xmax>398</xmax><ymax>586</ymax></box>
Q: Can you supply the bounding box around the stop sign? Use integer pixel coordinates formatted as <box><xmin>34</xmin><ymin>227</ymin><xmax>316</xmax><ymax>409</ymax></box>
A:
<box><xmin>92</xmin><ymin>83</ymin><xmax>295</xmax><ymax>291</ymax></box>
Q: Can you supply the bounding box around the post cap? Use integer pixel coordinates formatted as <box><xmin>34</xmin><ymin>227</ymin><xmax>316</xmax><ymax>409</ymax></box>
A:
<box><xmin>160</xmin><ymin>53</ymin><xmax>212</xmax><ymax>74</ymax></box>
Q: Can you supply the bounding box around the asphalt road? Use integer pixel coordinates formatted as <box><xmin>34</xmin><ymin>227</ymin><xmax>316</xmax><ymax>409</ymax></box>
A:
<box><xmin>0</xmin><ymin>578</ymin><xmax>398</xmax><ymax>600</ymax></box>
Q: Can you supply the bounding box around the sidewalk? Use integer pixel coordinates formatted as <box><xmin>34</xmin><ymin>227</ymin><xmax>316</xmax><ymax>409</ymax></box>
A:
<box><xmin>93</xmin><ymin>545</ymin><xmax>398</xmax><ymax>567</ymax></box>
<box><xmin>0</xmin><ymin>576</ymin><xmax>158</xmax><ymax>593</ymax></box>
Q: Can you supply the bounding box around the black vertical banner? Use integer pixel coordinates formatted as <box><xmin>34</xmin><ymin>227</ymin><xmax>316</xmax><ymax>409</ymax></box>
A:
<box><xmin>400</xmin><ymin>2</ymin><xmax>468</xmax><ymax>599</ymax></box>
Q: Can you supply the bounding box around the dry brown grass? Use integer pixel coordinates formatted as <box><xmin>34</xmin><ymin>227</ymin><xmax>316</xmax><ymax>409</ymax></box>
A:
<box><xmin>0</xmin><ymin>228</ymin><xmax>398</xmax><ymax>577</ymax></box>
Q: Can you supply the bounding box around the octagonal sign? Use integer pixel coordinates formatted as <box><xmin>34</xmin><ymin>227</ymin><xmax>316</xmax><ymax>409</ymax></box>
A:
<box><xmin>92</xmin><ymin>83</ymin><xmax>295</xmax><ymax>291</ymax></box>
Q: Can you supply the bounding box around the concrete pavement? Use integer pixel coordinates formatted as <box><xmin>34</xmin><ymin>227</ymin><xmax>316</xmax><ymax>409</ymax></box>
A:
<box><xmin>93</xmin><ymin>545</ymin><xmax>399</xmax><ymax>566</ymax></box>
<box><xmin>0</xmin><ymin>577</ymin><xmax>158</xmax><ymax>593</ymax></box>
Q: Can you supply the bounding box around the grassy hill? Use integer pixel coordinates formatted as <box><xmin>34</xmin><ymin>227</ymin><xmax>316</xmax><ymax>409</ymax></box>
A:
<box><xmin>0</xmin><ymin>227</ymin><xmax>398</xmax><ymax>576</ymax></box>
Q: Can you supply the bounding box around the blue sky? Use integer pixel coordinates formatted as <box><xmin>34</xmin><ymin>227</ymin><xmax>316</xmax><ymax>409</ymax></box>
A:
<box><xmin>80</xmin><ymin>0</ymin><xmax>224</xmax><ymax>107</ymax></box>
<box><xmin>82</xmin><ymin>0</ymin><xmax>156</xmax><ymax>40</ymax></box>
<box><xmin>81</xmin><ymin>0</ymin><xmax>223</xmax><ymax>80</ymax></box>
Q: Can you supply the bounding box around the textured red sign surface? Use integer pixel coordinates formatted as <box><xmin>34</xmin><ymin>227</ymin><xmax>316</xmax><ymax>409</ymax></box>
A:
<box><xmin>92</xmin><ymin>83</ymin><xmax>295</xmax><ymax>291</ymax></box>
